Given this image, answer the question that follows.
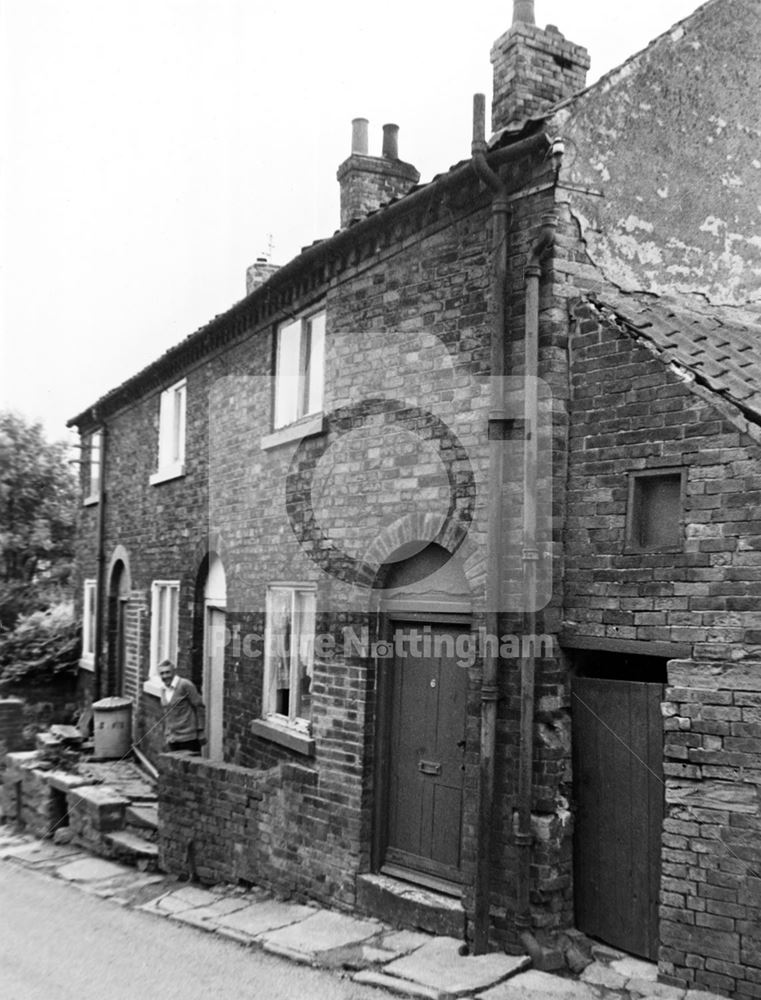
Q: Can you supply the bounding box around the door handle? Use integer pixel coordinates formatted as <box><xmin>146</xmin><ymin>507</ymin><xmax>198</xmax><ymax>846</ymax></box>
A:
<box><xmin>418</xmin><ymin>759</ymin><xmax>441</xmax><ymax>776</ymax></box>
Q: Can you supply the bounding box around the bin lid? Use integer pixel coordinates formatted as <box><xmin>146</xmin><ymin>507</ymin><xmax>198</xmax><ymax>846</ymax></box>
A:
<box><xmin>92</xmin><ymin>696</ymin><xmax>133</xmax><ymax>711</ymax></box>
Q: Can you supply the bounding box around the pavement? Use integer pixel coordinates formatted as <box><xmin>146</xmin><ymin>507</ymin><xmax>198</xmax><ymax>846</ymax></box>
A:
<box><xmin>0</xmin><ymin>828</ymin><xmax>728</xmax><ymax>1000</ymax></box>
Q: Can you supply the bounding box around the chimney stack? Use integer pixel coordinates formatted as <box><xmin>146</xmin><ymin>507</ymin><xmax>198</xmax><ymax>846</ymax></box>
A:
<box><xmin>491</xmin><ymin>0</ymin><xmax>590</xmax><ymax>132</ymax></box>
<box><xmin>337</xmin><ymin>121</ymin><xmax>420</xmax><ymax>229</ymax></box>
<box><xmin>246</xmin><ymin>256</ymin><xmax>279</xmax><ymax>296</ymax></box>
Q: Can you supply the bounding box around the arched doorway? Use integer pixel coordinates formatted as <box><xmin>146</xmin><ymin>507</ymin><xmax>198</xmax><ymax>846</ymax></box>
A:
<box><xmin>374</xmin><ymin>543</ymin><xmax>472</xmax><ymax>892</ymax></box>
<box><xmin>201</xmin><ymin>553</ymin><xmax>226</xmax><ymax>761</ymax></box>
<box><xmin>107</xmin><ymin>560</ymin><xmax>129</xmax><ymax>696</ymax></box>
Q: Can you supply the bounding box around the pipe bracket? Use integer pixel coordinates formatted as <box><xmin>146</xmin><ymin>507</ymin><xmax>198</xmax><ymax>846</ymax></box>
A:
<box><xmin>481</xmin><ymin>684</ymin><xmax>499</xmax><ymax>703</ymax></box>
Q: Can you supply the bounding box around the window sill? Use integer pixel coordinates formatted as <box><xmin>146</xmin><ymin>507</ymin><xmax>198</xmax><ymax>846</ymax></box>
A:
<box><xmin>623</xmin><ymin>544</ymin><xmax>684</xmax><ymax>555</ymax></box>
<box><xmin>250</xmin><ymin>718</ymin><xmax>315</xmax><ymax>756</ymax></box>
<box><xmin>79</xmin><ymin>657</ymin><xmax>94</xmax><ymax>672</ymax></box>
<box><xmin>260</xmin><ymin>413</ymin><xmax>325</xmax><ymax>451</ymax></box>
<box><xmin>83</xmin><ymin>495</ymin><xmax>99</xmax><ymax>507</ymax></box>
<box><xmin>142</xmin><ymin>677</ymin><xmax>163</xmax><ymax>698</ymax></box>
<box><xmin>149</xmin><ymin>464</ymin><xmax>185</xmax><ymax>486</ymax></box>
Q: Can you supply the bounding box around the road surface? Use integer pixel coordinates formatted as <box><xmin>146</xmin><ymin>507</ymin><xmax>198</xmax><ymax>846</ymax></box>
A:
<box><xmin>0</xmin><ymin>862</ymin><xmax>387</xmax><ymax>1000</ymax></box>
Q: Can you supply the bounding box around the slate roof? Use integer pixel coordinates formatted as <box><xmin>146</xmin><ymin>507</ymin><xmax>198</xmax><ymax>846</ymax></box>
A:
<box><xmin>593</xmin><ymin>292</ymin><xmax>761</xmax><ymax>425</ymax></box>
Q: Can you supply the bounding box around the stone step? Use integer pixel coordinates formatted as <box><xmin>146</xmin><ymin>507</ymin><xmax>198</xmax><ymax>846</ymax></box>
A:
<box><xmin>105</xmin><ymin>830</ymin><xmax>160</xmax><ymax>871</ymax></box>
<box><xmin>356</xmin><ymin>873</ymin><xmax>465</xmax><ymax>938</ymax></box>
<box><xmin>125</xmin><ymin>803</ymin><xmax>158</xmax><ymax>831</ymax></box>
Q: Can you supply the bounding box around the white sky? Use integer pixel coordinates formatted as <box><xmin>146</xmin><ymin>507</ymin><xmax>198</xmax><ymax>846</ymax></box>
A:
<box><xmin>1</xmin><ymin>0</ymin><xmax>702</xmax><ymax>440</ymax></box>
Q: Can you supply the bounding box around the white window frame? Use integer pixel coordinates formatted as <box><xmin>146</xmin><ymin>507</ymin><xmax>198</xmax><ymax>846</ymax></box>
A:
<box><xmin>273</xmin><ymin>309</ymin><xmax>325</xmax><ymax>430</ymax></box>
<box><xmin>83</xmin><ymin>431</ymin><xmax>101</xmax><ymax>505</ymax></box>
<box><xmin>147</xmin><ymin>580</ymin><xmax>180</xmax><ymax>686</ymax></box>
<box><xmin>150</xmin><ymin>378</ymin><xmax>187</xmax><ymax>485</ymax></box>
<box><xmin>261</xmin><ymin>584</ymin><xmax>316</xmax><ymax>734</ymax></box>
<box><xmin>80</xmin><ymin>578</ymin><xmax>97</xmax><ymax>670</ymax></box>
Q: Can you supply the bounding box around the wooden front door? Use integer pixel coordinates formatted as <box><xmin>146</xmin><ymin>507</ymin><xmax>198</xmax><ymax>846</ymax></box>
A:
<box><xmin>572</xmin><ymin>674</ymin><xmax>664</xmax><ymax>961</ymax></box>
<box><xmin>383</xmin><ymin>623</ymin><xmax>468</xmax><ymax>888</ymax></box>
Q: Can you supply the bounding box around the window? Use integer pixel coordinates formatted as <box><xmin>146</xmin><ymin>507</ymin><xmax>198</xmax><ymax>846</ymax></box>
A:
<box><xmin>273</xmin><ymin>310</ymin><xmax>325</xmax><ymax>429</ymax></box>
<box><xmin>81</xmin><ymin>579</ymin><xmax>97</xmax><ymax>668</ymax></box>
<box><xmin>84</xmin><ymin>431</ymin><xmax>101</xmax><ymax>504</ymax></box>
<box><xmin>262</xmin><ymin>586</ymin><xmax>316</xmax><ymax>730</ymax></box>
<box><xmin>626</xmin><ymin>469</ymin><xmax>685</xmax><ymax>551</ymax></box>
<box><xmin>150</xmin><ymin>580</ymin><xmax>180</xmax><ymax>675</ymax></box>
<box><xmin>150</xmin><ymin>378</ymin><xmax>186</xmax><ymax>484</ymax></box>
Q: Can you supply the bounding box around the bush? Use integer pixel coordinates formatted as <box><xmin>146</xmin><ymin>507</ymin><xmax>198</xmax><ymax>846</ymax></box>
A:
<box><xmin>0</xmin><ymin>601</ymin><xmax>81</xmax><ymax>689</ymax></box>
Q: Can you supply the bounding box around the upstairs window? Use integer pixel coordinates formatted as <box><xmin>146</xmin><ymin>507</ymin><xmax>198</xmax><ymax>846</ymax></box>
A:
<box><xmin>81</xmin><ymin>578</ymin><xmax>97</xmax><ymax>668</ymax></box>
<box><xmin>274</xmin><ymin>310</ymin><xmax>325</xmax><ymax>429</ymax></box>
<box><xmin>150</xmin><ymin>580</ymin><xmax>179</xmax><ymax>675</ymax></box>
<box><xmin>263</xmin><ymin>585</ymin><xmax>316</xmax><ymax>730</ymax></box>
<box><xmin>626</xmin><ymin>469</ymin><xmax>685</xmax><ymax>551</ymax></box>
<box><xmin>84</xmin><ymin>431</ymin><xmax>101</xmax><ymax>504</ymax></box>
<box><xmin>150</xmin><ymin>379</ymin><xmax>186</xmax><ymax>485</ymax></box>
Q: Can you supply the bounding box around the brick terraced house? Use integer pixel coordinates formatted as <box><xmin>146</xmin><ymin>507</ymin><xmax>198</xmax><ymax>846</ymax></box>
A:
<box><xmin>68</xmin><ymin>1</ymin><xmax>761</xmax><ymax>994</ymax></box>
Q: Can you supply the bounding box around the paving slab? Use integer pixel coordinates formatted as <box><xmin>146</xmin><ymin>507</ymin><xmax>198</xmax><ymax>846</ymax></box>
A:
<box><xmin>384</xmin><ymin>937</ymin><xmax>530</xmax><ymax>997</ymax></box>
<box><xmin>260</xmin><ymin>910</ymin><xmax>382</xmax><ymax>957</ymax></box>
<box><xmin>580</xmin><ymin>961</ymin><xmax>628</xmax><ymax>990</ymax></box>
<box><xmin>213</xmin><ymin>899</ymin><xmax>316</xmax><ymax>939</ymax></box>
<box><xmin>477</xmin><ymin>970</ymin><xmax>602</xmax><ymax>1000</ymax></box>
<box><xmin>611</xmin><ymin>957</ymin><xmax>658</xmax><ymax>982</ymax></box>
<box><xmin>684</xmin><ymin>992</ymin><xmax>727</xmax><ymax>1000</ymax></box>
<box><xmin>169</xmin><ymin>896</ymin><xmax>253</xmax><ymax>931</ymax></box>
<box><xmin>57</xmin><ymin>857</ymin><xmax>131</xmax><ymax>882</ymax></box>
<box><xmin>627</xmin><ymin>979</ymin><xmax>684</xmax><ymax>999</ymax></box>
<box><xmin>138</xmin><ymin>885</ymin><xmax>221</xmax><ymax>915</ymax></box>
<box><xmin>381</xmin><ymin>930</ymin><xmax>434</xmax><ymax>955</ymax></box>
<box><xmin>354</xmin><ymin>970</ymin><xmax>448</xmax><ymax>1000</ymax></box>
<box><xmin>2</xmin><ymin>842</ymin><xmax>86</xmax><ymax>867</ymax></box>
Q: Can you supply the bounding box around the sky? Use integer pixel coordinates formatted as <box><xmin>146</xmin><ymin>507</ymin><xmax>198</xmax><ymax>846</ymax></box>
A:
<box><xmin>1</xmin><ymin>0</ymin><xmax>703</xmax><ymax>441</ymax></box>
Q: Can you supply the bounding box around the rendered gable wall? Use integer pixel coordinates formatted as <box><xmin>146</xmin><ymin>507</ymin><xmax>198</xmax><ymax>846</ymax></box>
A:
<box><xmin>554</xmin><ymin>0</ymin><xmax>761</xmax><ymax>307</ymax></box>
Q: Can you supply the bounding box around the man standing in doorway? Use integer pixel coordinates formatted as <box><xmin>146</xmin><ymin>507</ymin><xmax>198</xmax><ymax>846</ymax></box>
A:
<box><xmin>158</xmin><ymin>659</ymin><xmax>206</xmax><ymax>753</ymax></box>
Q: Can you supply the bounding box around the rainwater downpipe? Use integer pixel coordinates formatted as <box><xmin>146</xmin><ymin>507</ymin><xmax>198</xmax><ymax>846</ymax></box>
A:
<box><xmin>470</xmin><ymin>95</ymin><xmax>552</xmax><ymax>956</ymax></box>
<box><xmin>93</xmin><ymin>420</ymin><xmax>107</xmax><ymax>704</ymax></box>
<box><xmin>514</xmin><ymin>212</ymin><xmax>558</xmax><ymax>954</ymax></box>
<box><xmin>471</xmin><ymin>92</ymin><xmax>509</xmax><ymax>956</ymax></box>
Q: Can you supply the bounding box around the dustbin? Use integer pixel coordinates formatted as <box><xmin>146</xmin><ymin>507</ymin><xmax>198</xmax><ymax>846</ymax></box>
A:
<box><xmin>92</xmin><ymin>696</ymin><xmax>133</xmax><ymax>759</ymax></box>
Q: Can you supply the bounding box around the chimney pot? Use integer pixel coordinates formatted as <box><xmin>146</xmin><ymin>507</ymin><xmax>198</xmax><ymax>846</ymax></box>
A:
<box><xmin>351</xmin><ymin>118</ymin><xmax>369</xmax><ymax>155</ymax></box>
<box><xmin>382</xmin><ymin>123</ymin><xmax>399</xmax><ymax>160</ymax></box>
<box><xmin>512</xmin><ymin>0</ymin><xmax>535</xmax><ymax>24</ymax></box>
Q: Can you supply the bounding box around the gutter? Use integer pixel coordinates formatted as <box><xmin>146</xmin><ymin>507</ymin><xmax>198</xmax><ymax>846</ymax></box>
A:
<box><xmin>470</xmin><ymin>93</ymin><xmax>551</xmax><ymax>955</ymax></box>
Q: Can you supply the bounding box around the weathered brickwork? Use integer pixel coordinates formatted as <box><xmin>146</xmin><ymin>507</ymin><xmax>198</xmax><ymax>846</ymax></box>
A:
<box><xmin>660</xmin><ymin>660</ymin><xmax>761</xmax><ymax>996</ymax></box>
<box><xmin>491</xmin><ymin>22</ymin><xmax>589</xmax><ymax>132</ymax></box>
<box><xmin>567</xmin><ymin>301</ymin><xmax>761</xmax><ymax>996</ymax></box>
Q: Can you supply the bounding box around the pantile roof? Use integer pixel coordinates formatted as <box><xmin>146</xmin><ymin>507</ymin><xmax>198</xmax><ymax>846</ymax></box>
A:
<box><xmin>593</xmin><ymin>292</ymin><xmax>761</xmax><ymax>425</ymax></box>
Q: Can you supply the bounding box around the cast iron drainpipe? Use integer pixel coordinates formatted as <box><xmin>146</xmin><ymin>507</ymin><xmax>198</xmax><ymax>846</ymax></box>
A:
<box><xmin>470</xmin><ymin>93</ymin><xmax>551</xmax><ymax>956</ymax></box>
<box><xmin>514</xmin><ymin>209</ymin><xmax>559</xmax><ymax>956</ymax></box>
<box><xmin>92</xmin><ymin>420</ymin><xmax>107</xmax><ymax>703</ymax></box>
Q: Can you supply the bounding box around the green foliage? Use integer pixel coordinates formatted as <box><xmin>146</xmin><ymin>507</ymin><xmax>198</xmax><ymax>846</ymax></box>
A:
<box><xmin>0</xmin><ymin>411</ymin><xmax>78</xmax><ymax>627</ymax></box>
<box><xmin>0</xmin><ymin>602</ymin><xmax>81</xmax><ymax>688</ymax></box>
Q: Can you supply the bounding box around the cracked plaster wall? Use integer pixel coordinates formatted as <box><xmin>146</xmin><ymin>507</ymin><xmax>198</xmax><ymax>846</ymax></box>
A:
<box><xmin>552</xmin><ymin>0</ymin><xmax>761</xmax><ymax>307</ymax></box>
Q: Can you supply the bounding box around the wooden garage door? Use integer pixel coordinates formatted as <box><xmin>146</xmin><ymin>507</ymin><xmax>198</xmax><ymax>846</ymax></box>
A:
<box><xmin>572</xmin><ymin>674</ymin><xmax>664</xmax><ymax>961</ymax></box>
